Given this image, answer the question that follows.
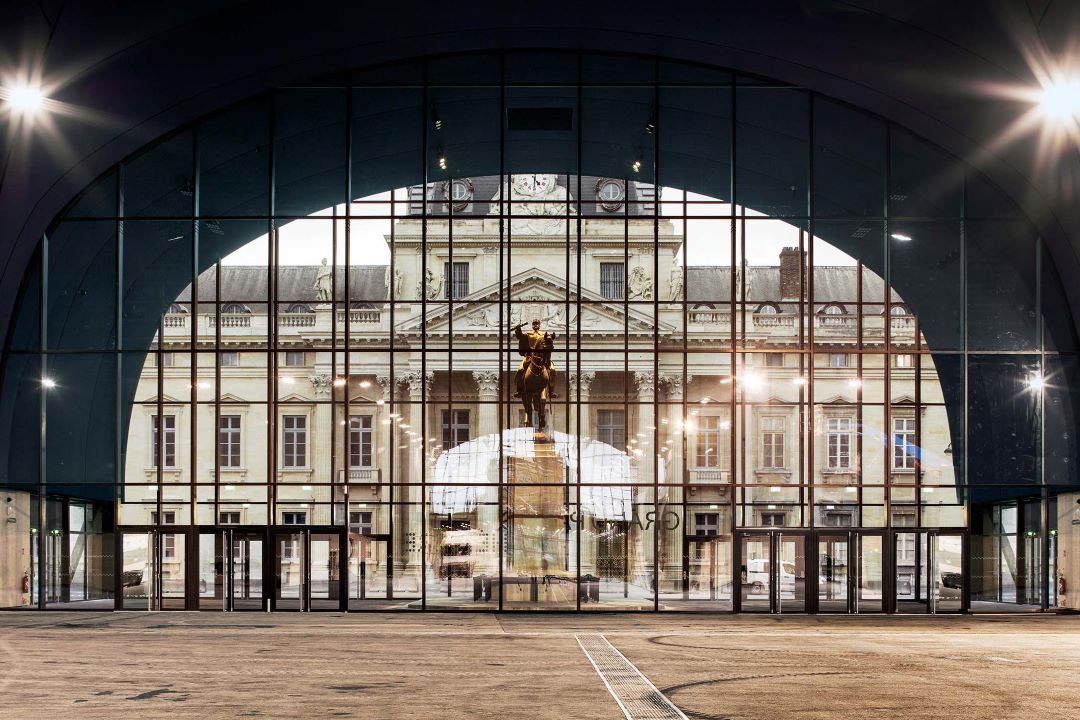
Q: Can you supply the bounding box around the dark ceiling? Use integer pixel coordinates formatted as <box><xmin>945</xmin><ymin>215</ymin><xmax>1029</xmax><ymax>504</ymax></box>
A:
<box><xmin>1</xmin><ymin>0</ymin><xmax>1078</xmax><ymax>341</ymax></box>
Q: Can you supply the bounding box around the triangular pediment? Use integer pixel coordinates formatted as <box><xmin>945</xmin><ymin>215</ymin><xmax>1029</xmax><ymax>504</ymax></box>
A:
<box><xmin>398</xmin><ymin>268</ymin><xmax>675</xmax><ymax>337</ymax></box>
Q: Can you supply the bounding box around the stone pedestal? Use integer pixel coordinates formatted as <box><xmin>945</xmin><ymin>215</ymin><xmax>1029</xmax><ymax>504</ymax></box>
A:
<box><xmin>506</xmin><ymin>443</ymin><xmax>568</xmax><ymax>576</ymax></box>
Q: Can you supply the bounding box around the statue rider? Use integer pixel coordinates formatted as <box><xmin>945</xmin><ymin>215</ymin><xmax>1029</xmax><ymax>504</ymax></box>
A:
<box><xmin>512</xmin><ymin>318</ymin><xmax>557</xmax><ymax>400</ymax></box>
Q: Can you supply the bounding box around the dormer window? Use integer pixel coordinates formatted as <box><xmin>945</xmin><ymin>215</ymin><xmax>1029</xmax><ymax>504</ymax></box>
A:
<box><xmin>286</xmin><ymin>303</ymin><xmax>314</xmax><ymax>314</ymax></box>
<box><xmin>445</xmin><ymin>178</ymin><xmax>473</xmax><ymax>212</ymax></box>
<box><xmin>221</xmin><ymin>303</ymin><xmax>251</xmax><ymax>314</ymax></box>
<box><xmin>596</xmin><ymin>178</ymin><xmax>625</xmax><ymax>212</ymax></box>
<box><xmin>820</xmin><ymin>304</ymin><xmax>847</xmax><ymax>326</ymax></box>
<box><xmin>755</xmin><ymin>303</ymin><xmax>780</xmax><ymax>315</ymax></box>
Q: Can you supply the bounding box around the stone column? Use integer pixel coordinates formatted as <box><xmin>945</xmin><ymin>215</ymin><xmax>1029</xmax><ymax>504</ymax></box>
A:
<box><xmin>569</xmin><ymin>371</ymin><xmax>595</xmax><ymax>578</ymax></box>
<box><xmin>472</xmin><ymin>370</ymin><xmax>501</xmax><ymax>575</ymax></box>
<box><xmin>659</xmin><ymin>374</ymin><xmax>685</xmax><ymax>595</ymax></box>
<box><xmin>633</xmin><ymin>371</ymin><xmax>657</xmax><ymax>591</ymax></box>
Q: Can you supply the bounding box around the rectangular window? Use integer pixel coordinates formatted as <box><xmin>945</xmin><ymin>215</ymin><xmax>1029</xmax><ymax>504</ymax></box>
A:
<box><xmin>761</xmin><ymin>512</ymin><xmax>786</xmax><ymax>527</ymax></box>
<box><xmin>444</xmin><ymin>261</ymin><xmax>469</xmax><ymax>299</ymax></box>
<box><xmin>220</xmin><ymin>351</ymin><xmax>239</xmax><ymax>367</ymax></box>
<box><xmin>824</xmin><ymin>511</ymin><xmax>854</xmax><ymax>527</ymax></box>
<box><xmin>349</xmin><ymin>511</ymin><xmax>374</xmax><ymax>536</ymax></box>
<box><xmin>349</xmin><ymin>415</ymin><xmax>373</xmax><ymax>468</ymax></box>
<box><xmin>596</xmin><ymin>409</ymin><xmax>626</xmax><ymax>451</ymax></box>
<box><xmin>151</xmin><ymin>414</ymin><xmax>177</xmax><ymax>468</ymax></box>
<box><xmin>892</xmin><ymin>417</ymin><xmax>917</xmax><ymax>470</ymax></box>
<box><xmin>826</xmin><ymin>417</ymin><xmax>853</xmax><ymax>469</ymax></box>
<box><xmin>160</xmin><ymin>352</ymin><xmax>175</xmax><ymax>368</ymax></box>
<box><xmin>282</xmin><ymin>415</ymin><xmax>307</xmax><ymax>468</ymax></box>
<box><xmin>218</xmin><ymin>415</ymin><xmax>241</xmax><ymax>468</ymax></box>
<box><xmin>695</xmin><ymin>415</ymin><xmax>730</xmax><ymax>469</ymax></box>
<box><xmin>600</xmin><ymin>262</ymin><xmax>625</xmax><ymax>300</ymax></box>
<box><xmin>151</xmin><ymin>511</ymin><xmax>176</xmax><ymax>525</ymax></box>
<box><xmin>219</xmin><ymin>511</ymin><xmax>241</xmax><ymax>525</ymax></box>
<box><xmin>282</xmin><ymin>512</ymin><xmax>307</xmax><ymax>526</ymax></box>
<box><xmin>764</xmin><ymin>352</ymin><xmax>784</xmax><ymax>367</ymax></box>
<box><xmin>760</xmin><ymin>416</ymin><xmax>786</xmax><ymax>469</ymax></box>
<box><xmin>829</xmin><ymin>353</ymin><xmax>850</xmax><ymax>368</ymax></box>
<box><xmin>441</xmin><ymin>409</ymin><xmax>470</xmax><ymax>449</ymax></box>
<box><xmin>162</xmin><ymin>534</ymin><xmax>176</xmax><ymax>559</ymax></box>
<box><xmin>694</xmin><ymin>512</ymin><xmax>720</xmax><ymax>536</ymax></box>
<box><xmin>893</xmin><ymin>353</ymin><xmax>914</xmax><ymax>369</ymax></box>
<box><xmin>284</xmin><ymin>351</ymin><xmax>305</xmax><ymax>367</ymax></box>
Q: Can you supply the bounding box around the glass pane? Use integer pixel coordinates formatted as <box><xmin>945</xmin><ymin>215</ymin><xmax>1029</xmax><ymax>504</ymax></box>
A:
<box><xmin>740</xmin><ymin>533</ymin><xmax>771</xmax><ymax>611</ymax></box>
<box><xmin>818</xmin><ymin>533</ymin><xmax>849</xmax><ymax>612</ymax></box>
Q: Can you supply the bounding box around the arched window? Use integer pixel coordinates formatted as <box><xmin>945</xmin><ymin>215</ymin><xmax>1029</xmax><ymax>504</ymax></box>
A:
<box><xmin>167</xmin><ymin>303</ymin><xmax>188</xmax><ymax>314</ymax></box>
<box><xmin>889</xmin><ymin>305</ymin><xmax>908</xmax><ymax>315</ymax></box>
<box><xmin>755</xmin><ymin>303</ymin><xmax>779</xmax><ymax>315</ymax></box>
<box><xmin>286</xmin><ymin>303</ymin><xmax>314</xmax><ymax>314</ymax></box>
<box><xmin>221</xmin><ymin>303</ymin><xmax>251</xmax><ymax>314</ymax></box>
<box><xmin>820</xmin><ymin>304</ymin><xmax>847</xmax><ymax>326</ymax></box>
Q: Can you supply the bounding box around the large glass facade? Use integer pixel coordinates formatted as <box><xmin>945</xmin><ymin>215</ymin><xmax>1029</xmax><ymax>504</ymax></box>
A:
<box><xmin>2</xmin><ymin>51</ymin><xmax>1078</xmax><ymax>613</ymax></box>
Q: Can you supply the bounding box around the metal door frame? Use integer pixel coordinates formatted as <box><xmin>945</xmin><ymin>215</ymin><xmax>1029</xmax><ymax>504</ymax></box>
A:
<box><xmin>890</xmin><ymin>529</ymin><xmax>968</xmax><ymax>614</ymax></box>
<box><xmin>734</xmin><ymin>529</ymin><xmax>811</xmax><ymax>613</ymax></box>
<box><xmin>271</xmin><ymin>526</ymin><xmax>346</xmax><ymax>612</ymax></box>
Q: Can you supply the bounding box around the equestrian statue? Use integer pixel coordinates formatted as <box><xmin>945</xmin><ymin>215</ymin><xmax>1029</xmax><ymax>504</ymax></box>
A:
<box><xmin>512</xmin><ymin>318</ymin><xmax>557</xmax><ymax>437</ymax></box>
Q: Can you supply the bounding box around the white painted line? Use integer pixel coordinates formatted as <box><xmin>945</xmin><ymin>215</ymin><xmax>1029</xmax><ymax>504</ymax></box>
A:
<box><xmin>576</xmin><ymin>633</ymin><xmax>688</xmax><ymax>720</ymax></box>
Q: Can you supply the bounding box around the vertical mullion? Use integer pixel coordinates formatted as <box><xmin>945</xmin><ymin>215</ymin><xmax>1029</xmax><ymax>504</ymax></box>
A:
<box><xmin>652</xmin><ymin>59</ymin><xmax>661</xmax><ymax>612</ymax></box>
<box><xmin>574</xmin><ymin>63</ymin><xmax>582</xmax><ymax>611</ymax></box>
<box><xmin>498</xmin><ymin>57</ymin><xmax>506</xmax><ymax>613</ymax></box>
<box><xmin>419</xmin><ymin>69</ymin><xmax>428</xmax><ymax>610</ymax></box>
<box><xmin>191</xmin><ymin>131</ymin><xmax>200</xmax><ymax>556</ymax></box>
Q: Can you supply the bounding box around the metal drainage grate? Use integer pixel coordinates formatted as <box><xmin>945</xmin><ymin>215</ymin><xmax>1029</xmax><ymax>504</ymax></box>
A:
<box><xmin>576</xmin><ymin>633</ymin><xmax>688</xmax><ymax>720</ymax></box>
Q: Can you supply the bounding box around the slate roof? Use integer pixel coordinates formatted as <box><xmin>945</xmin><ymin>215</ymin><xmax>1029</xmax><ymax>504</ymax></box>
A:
<box><xmin>174</xmin><ymin>263</ymin><xmax>901</xmax><ymax>313</ymax></box>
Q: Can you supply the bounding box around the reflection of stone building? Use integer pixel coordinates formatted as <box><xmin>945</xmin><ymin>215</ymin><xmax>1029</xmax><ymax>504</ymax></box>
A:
<box><xmin>123</xmin><ymin>174</ymin><xmax>955</xmax><ymax>608</ymax></box>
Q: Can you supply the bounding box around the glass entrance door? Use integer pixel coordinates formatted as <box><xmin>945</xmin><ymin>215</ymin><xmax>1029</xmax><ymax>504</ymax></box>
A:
<box><xmin>119</xmin><ymin>530</ymin><xmax>186</xmax><ymax>610</ymax></box>
<box><xmin>895</xmin><ymin>531</ymin><xmax>965</xmax><ymax>613</ymax></box>
<box><xmin>199</xmin><ymin>529</ymin><xmax>265</xmax><ymax>611</ymax></box>
<box><xmin>273</xmin><ymin>528</ymin><xmax>344</xmax><ymax>611</ymax></box>
<box><xmin>308</xmin><ymin>532</ymin><xmax>342</xmax><ymax>611</ymax></box>
<box><xmin>818</xmin><ymin>534</ymin><xmax>850</xmax><ymax>612</ymax></box>
<box><xmin>739</xmin><ymin>532</ymin><xmax>806</xmax><ymax>612</ymax></box>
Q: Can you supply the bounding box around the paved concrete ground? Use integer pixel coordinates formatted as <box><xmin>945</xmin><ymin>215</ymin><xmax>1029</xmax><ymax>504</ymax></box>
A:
<box><xmin>0</xmin><ymin>612</ymin><xmax>1078</xmax><ymax>719</ymax></box>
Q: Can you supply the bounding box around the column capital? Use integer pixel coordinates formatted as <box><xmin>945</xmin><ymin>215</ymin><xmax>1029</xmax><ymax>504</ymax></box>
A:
<box><xmin>472</xmin><ymin>370</ymin><xmax>500</xmax><ymax>399</ymax></box>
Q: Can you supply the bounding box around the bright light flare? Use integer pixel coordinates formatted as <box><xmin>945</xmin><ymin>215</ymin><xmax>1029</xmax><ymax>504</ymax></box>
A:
<box><xmin>1026</xmin><ymin>374</ymin><xmax>1045</xmax><ymax>392</ymax></box>
<box><xmin>5</xmin><ymin>84</ymin><xmax>44</xmax><ymax>113</ymax></box>
<box><xmin>1039</xmin><ymin>80</ymin><xmax>1080</xmax><ymax>121</ymax></box>
<box><xmin>40</xmin><ymin>377</ymin><xmax>57</xmax><ymax>389</ymax></box>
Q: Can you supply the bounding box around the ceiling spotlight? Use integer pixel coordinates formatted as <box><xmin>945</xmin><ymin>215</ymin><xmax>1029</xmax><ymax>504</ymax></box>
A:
<box><xmin>890</xmin><ymin>233</ymin><xmax>912</xmax><ymax>242</ymax></box>
<box><xmin>631</xmin><ymin>160</ymin><xmax>642</xmax><ymax>173</ymax></box>
<box><xmin>792</xmin><ymin>376</ymin><xmax>807</xmax><ymax>385</ymax></box>
<box><xmin>1026</xmin><ymin>374</ymin><xmax>1045</xmax><ymax>392</ymax></box>
<box><xmin>1038</xmin><ymin>80</ymin><xmax>1080</xmax><ymax>122</ymax></box>
<box><xmin>333</xmin><ymin>378</ymin><xmax>347</xmax><ymax>387</ymax></box>
<box><xmin>430</xmin><ymin>106</ymin><xmax>443</xmax><ymax>131</ymax></box>
<box><xmin>40</xmin><ymin>377</ymin><xmax>56</xmax><ymax>389</ymax></box>
<box><xmin>644</xmin><ymin>112</ymin><xmax>657</xmax><ymax>134</ymax></box>
<box><xmin>437</xmin><ymin>155</ymin><xmax>448</xmax><ymax>171</ymax></box>
<box><xmin>4</xmin><ymin>84</ymin><xmax>45</xmax><ymax>114</ymax></box>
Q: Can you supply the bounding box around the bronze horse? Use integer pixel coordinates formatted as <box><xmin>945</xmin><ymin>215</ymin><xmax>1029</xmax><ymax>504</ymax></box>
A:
<box><xmin>519</xmin><ymin>350</ymin><xmax>552</xmax><ymax>433</ymax></box>
<box><xmin>513</xmin><ymin>321</ymin><xmax>555</xmax><ymax>435</ymax></box>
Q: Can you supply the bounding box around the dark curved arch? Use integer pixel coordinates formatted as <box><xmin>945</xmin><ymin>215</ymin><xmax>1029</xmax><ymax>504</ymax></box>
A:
<box><xmin>1</xmin><ymin>50</ymin><xmax>1074</xmax><ymax>500</ymax></box>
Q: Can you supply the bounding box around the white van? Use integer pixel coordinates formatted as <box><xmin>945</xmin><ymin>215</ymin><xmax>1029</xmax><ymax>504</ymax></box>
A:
<box><xmin>744</xmin><ymin>558</ymin><xmax>797</xmax><ymax>597</ymax></box>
